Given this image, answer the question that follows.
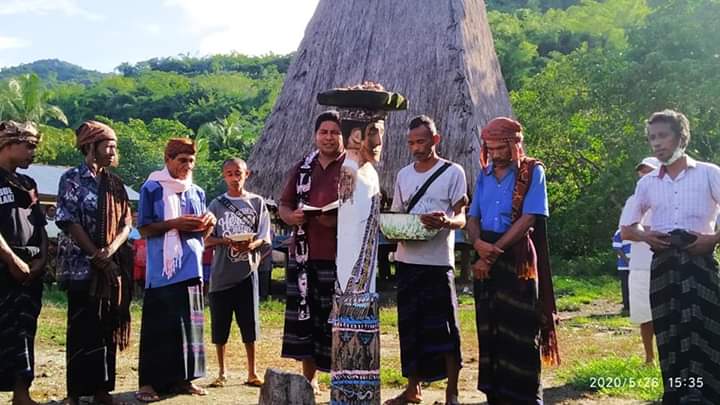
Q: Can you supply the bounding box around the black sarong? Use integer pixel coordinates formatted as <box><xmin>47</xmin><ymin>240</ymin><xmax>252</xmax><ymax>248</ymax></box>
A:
<box><xmin>474</xmin><ymin>233</ymin><xmax>543</xmax><ymax>404</ymax></box>
<box><xmin>138</xmin><ymin>278</ymin><xmax>205</xmax><ymax>391</ymax></box>
<box><xmin>650</xmin><ymin>249</ymin><xmax>720</xmax><ymax>404</ymax></box>
<box><xmin>281</xmin><ymin>260</ymin><xmax>336</xmax><ymax>372</ymax></box>
<box><xmin>66</xmin><ymin>290</ymin><xmax>117</xmax><ymax>396</ymax></box>
<box><xmin>0</xmin><ymin>276</ymin><xmax>42</xmax><ymax>392</ymax></box>
<box><xmin>396</xmin><ymin>262</ymin><xmax>462</xmax><ymax>382</ymax></box>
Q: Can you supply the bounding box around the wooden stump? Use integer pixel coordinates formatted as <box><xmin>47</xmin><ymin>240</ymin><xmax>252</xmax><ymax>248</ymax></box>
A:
<box><xmin>258</xmin><ymin>368</ymin><xmax>315</xmax><ymax>405</ymax></box>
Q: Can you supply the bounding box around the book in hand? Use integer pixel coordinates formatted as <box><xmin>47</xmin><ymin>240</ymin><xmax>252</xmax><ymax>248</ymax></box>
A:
<box><xmin>301</xmin><ymin>200</ymin><xmax>339</xmax><ymax>215</ymax></box>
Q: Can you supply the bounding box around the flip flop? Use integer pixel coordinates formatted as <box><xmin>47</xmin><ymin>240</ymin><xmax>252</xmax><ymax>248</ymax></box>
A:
<box><xmin>209</xmin><ymin>376</ymin><xmax>227</xmax><ymax>388</ymax></box>
<box><xmin>243</xmin><ymin>377</ymin><xmax>264</xmax><ymax>387</ymax></box>
<box><xmin>134</xmin><ymin>390</ymin><xmax>160</xmax><ymax>403</ymax></box>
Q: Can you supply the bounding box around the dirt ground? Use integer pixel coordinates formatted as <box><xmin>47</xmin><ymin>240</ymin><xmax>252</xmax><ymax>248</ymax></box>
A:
<box><xmin>1</xmin><ymin>282</ymin><xmax>657</xmax><ymax>405</ymax></box>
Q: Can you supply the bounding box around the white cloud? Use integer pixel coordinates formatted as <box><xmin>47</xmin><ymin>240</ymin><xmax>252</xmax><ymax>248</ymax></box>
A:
<box><xmin>0</xmin><ymin>0</ymin><xmax>103</xmax><ymax>21</ymax></box>
<box><xmin>165</xmin><ymin>0</ymin><xmax>319</xmax><ymax>55</ymax></box>
<box><xmin>0</xmin><ymin>36</ymin><xmax>30</xmax><ymax>50</ymax></box>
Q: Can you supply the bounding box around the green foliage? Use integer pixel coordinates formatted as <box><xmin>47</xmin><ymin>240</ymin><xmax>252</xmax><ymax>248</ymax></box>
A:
<box><xmin>110</xmin><ymin>118</ymin><xmax>193</xmax><ymax>190</ymax></box>
<box><xmin>559</xmin><ymin>356</ymin><xmax>663</xmax><ymax>400</ymax></box>
<box><xmin>116</xmin><ymin>53</ymin><xmax>293</xmax><ymax>77</ymax></box>
<box><xmin>487</xmin><ymin>0</ymin><xmax>581</xmax><ymax>12</ymax></box>
<box><xmin>505</xmin><ymin>0</ymin><xmax>720</xmax><ymax>256</ymax></box>
<box><xmin>0</xmin><ymin>73</ymin><xmax>68</xmax><ymax>126</ymax></box>
<box><xmin>35</xmin><ymin>126</ymin><xmax>80</xmax><ymax>166</ymax></box>
<box><xmin>489</xmin><ymin>0</ymin><xmax>649</xmax><ymax>90</ymax></box>
<box><xmin>0</xmin><ymin>59</ymin><xmax>105</xmax><ymax>84</ymax></box>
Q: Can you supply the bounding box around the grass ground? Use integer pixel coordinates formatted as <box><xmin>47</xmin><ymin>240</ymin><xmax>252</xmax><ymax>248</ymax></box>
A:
<box><xmin>1</xmin><ymin>265</ymin><xmax>660</xmax><ymax>404</ymax></box>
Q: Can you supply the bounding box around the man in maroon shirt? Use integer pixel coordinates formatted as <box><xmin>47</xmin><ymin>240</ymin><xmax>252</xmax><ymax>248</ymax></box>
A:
<box><xmin>279</xmin><ymin>110</ymin><xmax>344</xmax><ymax>394</ymax></box>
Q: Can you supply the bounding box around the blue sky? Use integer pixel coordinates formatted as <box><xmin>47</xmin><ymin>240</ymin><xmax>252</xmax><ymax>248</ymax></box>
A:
<box><xmin>0</xmin><ymin>0</ymin><xmax>319</xmax><ymax>72</ymax></box>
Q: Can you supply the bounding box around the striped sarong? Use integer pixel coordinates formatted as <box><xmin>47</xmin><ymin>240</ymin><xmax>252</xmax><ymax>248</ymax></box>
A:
<box><xmin>281</xmin><ymin>260</ymin><xmax>336</xmax><ymax>372</ymax></box>
<box><xmin>0</xmin><ymin>278</ymin><xmax>42</xmax><ymax>392</ymax></box>
<box><xmin>138</xmin><ymin>278</ymin><xmax>205</xmax><ymax>391</ymax></box>
<box><xmin>396</xmin><ymin>262</ymin><xmax>462</xmax><ymax>382</ymax></box>
<box><xmin>474</xmin><ymin>254</ymin><xmax>543</xmax><ymax>404</ymax></box>
<box><xmin>66</xmin><ymin>290</ymin><xmax>117</xmax><ymax>397</ymax></box>
<box><xmin>650</xmin><ymin>249</ymin><xmax>720</xmax><ymax>404</ymax></box>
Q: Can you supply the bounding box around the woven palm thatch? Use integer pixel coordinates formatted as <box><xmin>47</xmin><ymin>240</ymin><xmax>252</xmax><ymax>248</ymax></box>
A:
<box><xmin>247</xmin><ymin>0</ymin><xmax>511</xmax><ymax>199</ymax></box>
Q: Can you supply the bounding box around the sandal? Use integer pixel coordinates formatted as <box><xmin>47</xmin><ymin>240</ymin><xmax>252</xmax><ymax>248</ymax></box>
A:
<box><xmin>209</xmin><ymin>376</ymin><xmax>227</xmax><ymax>388</ymax></box>
<box><xmin>244</xmin><ymin>377</ymin><xmax>264</xmax><ymax>387</ymax></box>
<box><xmin>134</xmin><ymin>390</ymin><xmax>160</xmax><ymax>403</ymax></box>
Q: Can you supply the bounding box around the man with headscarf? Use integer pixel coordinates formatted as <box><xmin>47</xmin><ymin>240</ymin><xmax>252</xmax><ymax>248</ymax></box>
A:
<box><xmin>55</xmin><ymin>120</ymin><xmax>133</xmax><ymax>405</ymax></box>
<box><xmin>466</xmin><ymin>117</ymin><xmax>559</xmax><ymax>405</ymax></box>
<box><xmin>279</xmin><ymin>110</ymin><xmax>345</xmax><ymax>393</ymax></box>
<box><xmin>136</xmin><ymin>138</ymin><xmax>215</xmax><ymax>402</ymax></box>
<box><xmin>621</xmin><ymin>110</ymin><xmax>720</xmax><ymax>404</ymax></box>
<box><xmin>0</xmin><ymin>121</ymin><xmax>47</xmax><ymax>405</ymax></box>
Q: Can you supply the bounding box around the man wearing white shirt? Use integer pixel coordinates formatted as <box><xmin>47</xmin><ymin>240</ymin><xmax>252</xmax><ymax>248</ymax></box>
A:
<box><xmin>619</xmin><ymin>157</ymin><xmax>659</xmax><ymax>366</ymax></box>
<box><xmin>621</xmin><ymin>110</ymin><xmax>720</xmax><ymax>404</ymax></box>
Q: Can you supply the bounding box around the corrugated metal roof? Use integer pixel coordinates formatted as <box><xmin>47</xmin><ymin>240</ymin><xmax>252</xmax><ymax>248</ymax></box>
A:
<box><xmin>17</xmin><ymin>164</ymin><xmax>140</xmax><ymax>201</ymax></box>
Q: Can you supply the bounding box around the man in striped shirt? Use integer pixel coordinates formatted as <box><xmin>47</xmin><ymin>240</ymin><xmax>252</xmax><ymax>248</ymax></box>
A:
<box><xmin>621</xmin><ymin>109</ymin><xmax>720</xmax><ymax>404</ymax></box>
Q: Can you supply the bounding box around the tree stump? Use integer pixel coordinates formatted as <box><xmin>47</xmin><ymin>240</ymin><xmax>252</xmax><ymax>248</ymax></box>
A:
<box><xmin>258</xmin><ymin>368</ymin><xmax>316</xmax><ymax>405</ymax></box>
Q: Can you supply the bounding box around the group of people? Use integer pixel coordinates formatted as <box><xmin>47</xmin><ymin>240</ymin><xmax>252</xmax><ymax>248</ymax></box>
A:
<box><xmin>0</xmin><ymin>88</ymin><xmax>718</xmax><ymax>405</ymax></box>
<box><xmin>276</xmin><ymin>83</ymin><xmax>558</xmax><ymax>405</ymax></box>
<box><xmin>0</xmin><ymin>120</ymin><xmax>269</xmax><ymax>405</ymax></box>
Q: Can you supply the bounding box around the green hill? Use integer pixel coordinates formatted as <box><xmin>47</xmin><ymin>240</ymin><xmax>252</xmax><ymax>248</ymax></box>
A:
<box><xmin>0</xmin><ymin>59</ymin><xmax>106</xmax><ymax>84</ymax></box>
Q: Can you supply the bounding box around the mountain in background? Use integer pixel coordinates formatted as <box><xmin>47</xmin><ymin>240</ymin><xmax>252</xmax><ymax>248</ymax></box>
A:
<box><xmin>0</xmin><ymin>59</ymin><xmax>107</xmax><ymax>84</ymax></box>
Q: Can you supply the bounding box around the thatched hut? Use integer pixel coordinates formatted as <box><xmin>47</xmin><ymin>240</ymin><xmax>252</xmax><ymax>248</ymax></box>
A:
<box><xmin>247</xmin><ymin>0</ymin><xmax>511</xmax><ymax>199</ymax></box>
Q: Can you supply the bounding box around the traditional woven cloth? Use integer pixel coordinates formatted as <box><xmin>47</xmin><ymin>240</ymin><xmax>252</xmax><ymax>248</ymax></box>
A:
<box><xmin>0</xmin><ymin>120</ymin><xmax>40</xmax><ymax>149</ymax></box>
<box><xmin>650</xmin><ymin>249</ymin><xmax>720</xmax><ymax>404</ymax></box>
<box><xmin>294</xmin><ymin>150</ymin><xmax>319</xmax><ymax>321</ymax></box>
<box><xmin>138</xmin><ymin>279</ymin><xmax>205</xmax><ymax>390</ymax></box>
<box><xmin>331</xmin><ymin>194</ymin><xmax>381</xmax><ymax>405</ymax></box>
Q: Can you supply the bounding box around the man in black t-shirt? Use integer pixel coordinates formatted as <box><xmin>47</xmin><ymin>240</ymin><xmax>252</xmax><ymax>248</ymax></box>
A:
<box><xmin>0</xmin><ymin>121</ymin><xmax>48</xmax><ymax>405</ymax></box>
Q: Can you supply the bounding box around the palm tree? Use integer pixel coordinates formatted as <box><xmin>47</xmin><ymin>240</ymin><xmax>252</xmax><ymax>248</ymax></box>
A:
<box><xmin>0</xmin><ymin>73</ymin><xmax>68</xmax><ymax>126</ymax></box>
<box><xmin>196</xmin><ymin>110</ymin><xmax>260</xmax><ymax>160</ymax></box>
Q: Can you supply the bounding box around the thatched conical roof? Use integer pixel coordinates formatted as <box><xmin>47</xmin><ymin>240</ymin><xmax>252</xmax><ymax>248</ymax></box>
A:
<box><xmin>247</xmin><ymin>0</ymin><xmax>511</xmax><ymax>199</ymax></box>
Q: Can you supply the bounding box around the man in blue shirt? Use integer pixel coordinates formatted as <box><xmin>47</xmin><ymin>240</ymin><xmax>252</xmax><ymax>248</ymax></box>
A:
<box><xmin>466</xmin><ymin>117</ymin><xmax>558</xmax><ymax>405</ymax></box>
<box><xmin>135</xmin><ymin>138</ymin><xmax>215</xmax><ymax>402</ymax></box>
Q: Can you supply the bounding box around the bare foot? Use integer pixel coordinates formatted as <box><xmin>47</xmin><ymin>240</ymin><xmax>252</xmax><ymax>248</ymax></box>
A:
<box><xmin>174</xmin><ymin>381</ymin><xmax>207</xmax><ymax>396</ymax></box>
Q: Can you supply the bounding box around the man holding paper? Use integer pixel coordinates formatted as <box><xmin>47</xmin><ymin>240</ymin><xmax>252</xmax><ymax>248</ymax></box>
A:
<box><xmin>279</xmin><ymin>111</ymin><xmax>345</xmax><ymax>393</ymax></box>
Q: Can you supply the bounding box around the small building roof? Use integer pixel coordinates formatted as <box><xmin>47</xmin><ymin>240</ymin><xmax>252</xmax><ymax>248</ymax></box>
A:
<box><xmin>18</xmin><ymin>164</ymin><xmax>140</xmax><ymax>201</ymax></box>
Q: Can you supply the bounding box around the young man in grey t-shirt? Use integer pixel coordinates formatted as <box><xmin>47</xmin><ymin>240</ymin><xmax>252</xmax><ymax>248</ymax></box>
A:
<box><xmin>205</xmin><ymin>158</ymin><xmax>271</xmax><ymax>388</ymax></box>
<box><xmin>387</xmin><ymin>115</ymin><xmax>468</xmax><ymax>405</ymax></box>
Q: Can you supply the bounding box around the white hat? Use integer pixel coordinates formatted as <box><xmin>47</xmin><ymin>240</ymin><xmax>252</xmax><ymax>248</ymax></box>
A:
<box><xmin>635</xmin><ymin>156</ymin><xmax>660</xmax><ymax>171</ymax></box>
